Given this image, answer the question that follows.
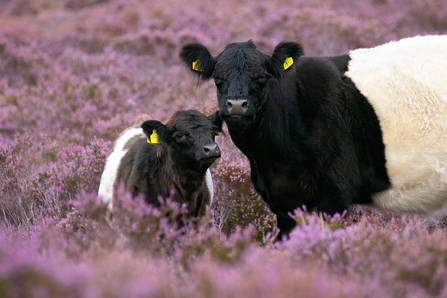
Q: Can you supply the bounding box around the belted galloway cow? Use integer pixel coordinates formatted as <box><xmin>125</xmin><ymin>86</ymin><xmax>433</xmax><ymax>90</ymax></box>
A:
<box><xmin>180</xmin><ymin>35</ymin><xmax>447</xmax><ymax>239</ymax></box>
<box><xmin>98</xmin><ymin>110</ymin><xmax>221</xmax><ymax>218</ymax></box>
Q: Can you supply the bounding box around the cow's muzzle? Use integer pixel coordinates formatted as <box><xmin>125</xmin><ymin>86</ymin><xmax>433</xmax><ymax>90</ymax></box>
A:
<box><xmin>202</xmin><ymin>143</ymin><xmax>220</xmax><ymax>158</ymax></box>
<box><xmin>226</xmin><ymin>99</ymin><xmax>248</xmax><ymax>116</ymax></box>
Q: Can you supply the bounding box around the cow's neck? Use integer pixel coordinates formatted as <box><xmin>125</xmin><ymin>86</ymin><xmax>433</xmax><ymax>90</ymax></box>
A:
<box><xmin>170</xmin><ymin>164</ymin><xmax>206</xmax><ymax>212</ymax></box>
<box><xmin>231</xmin><ymin>90</ymin><xmax>303</xmax><ymax>163</ymax></box>
<box><xmin>225</xmin><ymin>78</ymin><xmax>311</xmax><ymax>204</ymax></box>
<box><xmin>151</xmin><ymin>149</ymin><xmax>176</xmax><ymax>197</ymax></box>
<box><xmin>155</xmin><ymin>156</ymin><xmax>206</xmax><ymax>213</ymax></box>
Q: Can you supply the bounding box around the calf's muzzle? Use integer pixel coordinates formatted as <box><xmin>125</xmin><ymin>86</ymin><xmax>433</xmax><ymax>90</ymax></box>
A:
<box><xmin>202</xmin><ymin>143</ymin><xmax>221</xmax><ymax>158</ymax></box>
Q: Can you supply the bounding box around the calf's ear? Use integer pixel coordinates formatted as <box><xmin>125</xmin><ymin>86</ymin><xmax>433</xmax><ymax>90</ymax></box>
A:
<box><xmin>208</xmin><ymin>110</ymin><xmax>223</xmax><ymax>135</ymax></box>
<box><xmin>141</xmin><ymin>120</ymin><xmax>170</xmax><ymax>145</ymax></box>
<box><xmin>180</xmin><ymin>43</ymin><xmax>214</xmax><ymax>80</ymax></box>
<box><xmin>267</xmin><ymin>42</ymin><xmax>304</xmax><ymax>78</ymax></box>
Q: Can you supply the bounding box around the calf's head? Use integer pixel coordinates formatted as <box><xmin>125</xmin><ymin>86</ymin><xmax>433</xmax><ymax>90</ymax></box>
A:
<box><xmin>180</xmin><ymin>41</ymin><xmax>303</xmax><ymax>127</ymax></box>
<box><xmin>141</xmin><ymin>110</ymin><xmax>221</xmax><ymax>172</ymax></box>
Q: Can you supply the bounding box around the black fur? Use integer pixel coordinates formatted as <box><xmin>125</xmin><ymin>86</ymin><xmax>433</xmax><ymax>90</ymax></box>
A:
<box><xmin>180</xmin><ymin>41</ymin><xmax>390</xmax><ymax>239</ymax></box>
<box><xmin>327</xmin><ymin>54</ymin><xmax>351</xmax><ymax>73</ymax></box>
<box><xmin>208</xmin><ymin>110</ymin><xmax>223</xmax><ymax>134</ymax></box>
<box><xmin>116</xmin><ymin>110</ymin><xmax>220</xmax><ymax>217</ymax></box>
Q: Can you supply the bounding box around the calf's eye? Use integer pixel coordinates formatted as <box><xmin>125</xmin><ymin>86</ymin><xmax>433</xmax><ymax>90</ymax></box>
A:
<box><xmin>175</xmin><ymin>133</ymin><xmax>188</xmax><ymax>142</ymax></box>
<box><xmin>255</xmin><ymin>76</ymin><xmax>267</xmax><ymax>86</ymax></box>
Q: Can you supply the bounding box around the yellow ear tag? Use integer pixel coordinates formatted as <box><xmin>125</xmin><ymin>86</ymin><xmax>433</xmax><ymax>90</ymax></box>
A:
<box><xmin>214</xmin><ymin>131</ymin><xmax>221</xmax><ymax>135</ymax></box>
<box><xmin>147</xmin><ymin>130</ymin><xmax>160</xmax><ymax>144</ymax></box>
<box><xmin>283</xmin><ymin>57</ymin><xmax>294</xmax><ymax>70</ymax></box>
<box><xmin>192</xmin><ymin>59</ymin><xmax>203</xmax><ymax>72</ymax></box>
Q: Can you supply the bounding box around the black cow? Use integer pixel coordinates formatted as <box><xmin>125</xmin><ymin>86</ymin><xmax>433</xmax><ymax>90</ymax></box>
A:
<box><xmin>98</xmin><ymin>110</ymin><xmax>221</xmax><ymax>218</ymax></box>
<box><xmin>180</xmin><ymin>36</ymin><xmax>447</xmax><ymax>239</ymax></box>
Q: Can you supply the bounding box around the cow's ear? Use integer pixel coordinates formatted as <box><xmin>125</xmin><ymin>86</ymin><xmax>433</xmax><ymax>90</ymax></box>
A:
<box><xmin>141</xmin><ymin>120</ymin><xmax>170</xmax><ymax>145</ymax></box>
<box><xmin>208</xmin><ymin>110</ymin><xmax>223</xmax><ymax>135</ymax></box>
<box><xmin>267</xmin><ymin>42</ymin><xmax>304</xmax><ymax>78</ymax></box>
<box><xmin>180</xmin><ymin>43</ymin><xmax>215</xmax><ymax>80</ymax></box>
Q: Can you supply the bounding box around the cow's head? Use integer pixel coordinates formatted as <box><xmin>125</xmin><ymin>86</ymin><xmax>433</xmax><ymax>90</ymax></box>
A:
<box><xmin>180</xmin><ymin>41</ymin><xmax>303</xmax><ymax>128</ymax></box>
<box><xmin>141</xmin><ymin>110</ymin><xmax>221</xmax><ymax>173</ymax></box>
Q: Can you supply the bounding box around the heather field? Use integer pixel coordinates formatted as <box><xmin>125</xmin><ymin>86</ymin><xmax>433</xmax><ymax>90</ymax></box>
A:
<box><xmin>1</xmin><ymin>0</ymin><xmax>447</xmax><ymax>297</ymax></box>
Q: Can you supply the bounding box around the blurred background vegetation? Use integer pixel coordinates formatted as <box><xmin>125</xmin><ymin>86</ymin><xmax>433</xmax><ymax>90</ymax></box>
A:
<box><xmin>1</xmin><ymin>0</ymin><xmax>447</xmax><ymax>297</ymax></box>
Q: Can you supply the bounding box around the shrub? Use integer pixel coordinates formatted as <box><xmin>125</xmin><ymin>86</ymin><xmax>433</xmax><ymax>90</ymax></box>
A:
<box><xmin>1</xmin><ymin>0</ymin><xmax>447</xmax><ymax>296</ymax></box>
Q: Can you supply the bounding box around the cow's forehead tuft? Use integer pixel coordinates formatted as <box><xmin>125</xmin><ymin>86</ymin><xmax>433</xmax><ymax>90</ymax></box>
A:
<box><xmin>223</xmin><ymin>41</ymin><xmax>256</xmax><ymax>51</ymax></box>
<box><xmin>215</xmin><ymin>41</ymin><xmax>267</xmax><ymax>76</ymax></box>
<box><xmin>220</xmin><ymin>42</ymin><xmax>261</xmax><ymax>60</ymax></box>
<box><xmin>168</xmin><ymin>110</ymin><xmax>212</xmax><ymax>132</ymax></box>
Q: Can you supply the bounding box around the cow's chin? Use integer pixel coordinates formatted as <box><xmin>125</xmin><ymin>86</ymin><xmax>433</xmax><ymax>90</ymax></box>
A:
<box><xmin>222</xmin><ymin>115</ymin><xmax>253</xmax><ymax>130</ymax></box>
<box><xmin>195</xmin><ymin>156</ymin><xmax>219</xmax><ymax>173</ymax></box>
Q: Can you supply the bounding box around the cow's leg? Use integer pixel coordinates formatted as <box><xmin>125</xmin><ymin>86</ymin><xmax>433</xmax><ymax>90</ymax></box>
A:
<box><xmin>315</xmin><ymin>177</ymin><xmax>350</xmax><ymax>216</ymax></box>
<box><xmin>276</xmin><ymin>212</ymin><xmax>296</xmax><ymax>241</ymax></box>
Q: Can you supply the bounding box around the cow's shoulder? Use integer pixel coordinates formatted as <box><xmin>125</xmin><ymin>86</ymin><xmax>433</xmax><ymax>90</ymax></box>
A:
<box><xmin>116</xmin><ymin>133</ymin><xmax>155</xmax><ymax>182</ymax></box>
<box><xmin>295</xmin><ymin>56</ymin><xmax>343</xmax><ymax>87</ymax></box>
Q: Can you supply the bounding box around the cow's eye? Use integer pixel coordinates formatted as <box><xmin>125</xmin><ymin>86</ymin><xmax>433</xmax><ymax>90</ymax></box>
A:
<box><xmin>175</xmin><ymin>133</ymin><xmax>187</xmax><ymax>142</ymax></box>
<box><xmin>250</xmin><ymin>76</ymin><xmax>267</xmax><ymax>92</ymax></box>
<box><xmin>214</xmin><ymin>78</ymin><xmax>227</xmax><ymax>93</ymax></box>
<box><xmin>254</xmin><ymin>76</ymin><xmax>267</xmax><ymax>86</ymax></box>
<box><xmin>214</xmin><ymin>79</ymin><xmax>223</xmax><ymax>88</ymax></box>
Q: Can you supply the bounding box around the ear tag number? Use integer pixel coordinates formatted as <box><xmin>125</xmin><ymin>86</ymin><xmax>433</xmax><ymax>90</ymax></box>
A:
<box><xmin>283</xmin><ymin>57</ymin><xmax>294</xmax><ymax>70</ymax></box>
<box><xmin>147</xmin><ymin>130</ymin><xmax>160</xmax><ymax>144</ymax></box>
<box><xmin>192</xmin><ymin>59</ymin><xmax>203</xmax><ymax>72</ymax></box>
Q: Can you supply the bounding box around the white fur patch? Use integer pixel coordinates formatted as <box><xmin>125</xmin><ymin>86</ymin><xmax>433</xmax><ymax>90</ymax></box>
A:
<box><xmin>205</xmin><ymin>169</ymin><xmax>214</xmax><ymax>207</ymax></box>
<box><xmin>98</xmin><ymin>127</ymin><xmax>144</xmax><ymax>210</ymax></box>
<box><xmin>346</xmin><ymin>35</ymin><xmax>447</xmax><ymax>215</ymax></box>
